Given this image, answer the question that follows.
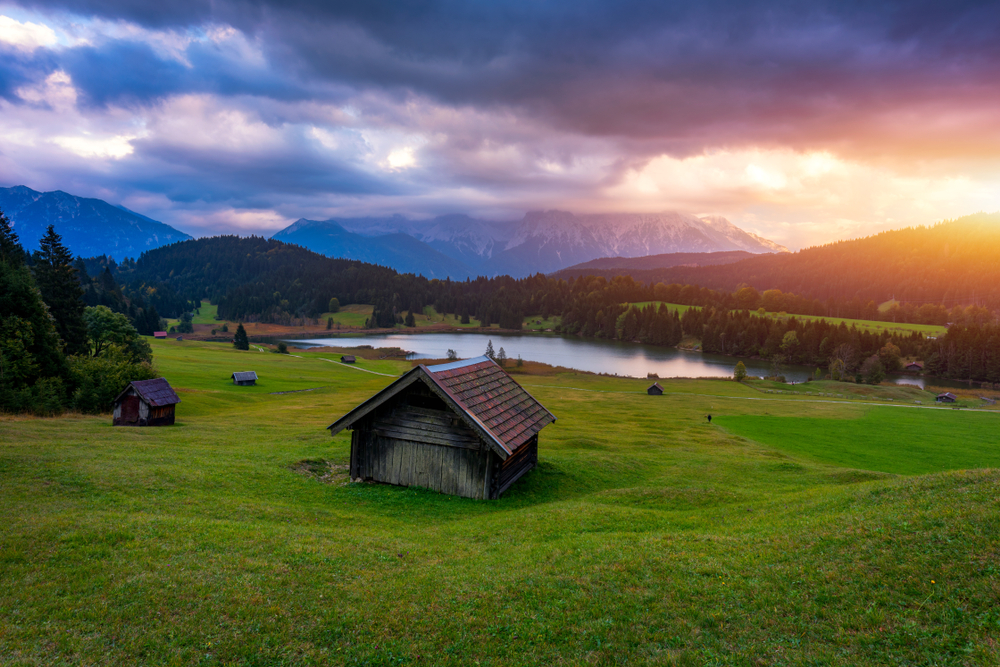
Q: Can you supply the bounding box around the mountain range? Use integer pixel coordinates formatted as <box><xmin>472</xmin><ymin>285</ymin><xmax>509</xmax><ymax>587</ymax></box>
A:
<box><xmin>0</xmin><ymin>186</ymin><xmax>192</xmax><ymax>260</ymax></box>
<box><xmin>0</xmin><ymin>184</ymin><xmax>787</xmax><ymax>277</ymax></box>
<box><xmin>273</xmin><ymin>210</ymin><xmax>787</xmax><ymax>279</ymax></box>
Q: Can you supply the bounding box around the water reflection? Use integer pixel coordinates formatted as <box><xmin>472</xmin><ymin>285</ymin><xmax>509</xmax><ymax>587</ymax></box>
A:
<box><xmin>284</xmin><ymin>331</ymin><xmax>925</xmax><ymax>387</ymax></box>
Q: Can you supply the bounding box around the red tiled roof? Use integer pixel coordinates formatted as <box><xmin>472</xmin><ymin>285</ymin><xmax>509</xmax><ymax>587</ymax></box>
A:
<box><xmin>425</xmin><ymin>356</ymin><xmax>555</xmax><ymax>454</ymax></box>
<box><xmin>128</xmin><ymin>378</ymin><xmax>181</xmax><ymax>406</ymax></box>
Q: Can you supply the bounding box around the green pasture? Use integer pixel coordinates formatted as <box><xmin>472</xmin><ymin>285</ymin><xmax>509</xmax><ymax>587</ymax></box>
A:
<box><xmin>319</xmin><ymin>303</ymin><xmax>375</xmax><ymax>329</ymax></box>
<box><xmin>164</xmin><ymin>299</ymin><xmax>222</xmax><ymax>327</ymax></box>
<box><xmin>2</xmin><ymin>339</ymin><xmax>999</xmax><ymax>665</ymax></box>
<box><xmin>759</xmin><ymin>310</ymin><xmax>946</xmax><ymax>336</ymax></box>
<box><xmin>629</xmin><ymin>301</ymin><xmax>701</xmax><ymax>315</ymax></box>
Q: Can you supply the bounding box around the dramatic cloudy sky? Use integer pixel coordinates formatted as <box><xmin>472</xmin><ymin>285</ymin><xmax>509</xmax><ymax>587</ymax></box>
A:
<box><xmin>1</xmin><ymin>0</ymin><xmax>999</xmax><ymax>248</ymax></box>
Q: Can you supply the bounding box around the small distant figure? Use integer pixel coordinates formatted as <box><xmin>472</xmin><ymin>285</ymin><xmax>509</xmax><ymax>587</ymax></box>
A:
<box><xmin>707</xmin><ymin>414</ymin><xmax>712</xmax><ymax>423</ymax></box>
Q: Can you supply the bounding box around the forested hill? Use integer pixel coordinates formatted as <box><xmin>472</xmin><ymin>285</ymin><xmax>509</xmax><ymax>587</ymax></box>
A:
<box><xmin>551</xmin><ymin>250</ymin><xmax>755</xmax><ymax>280</ymax></box>
<box><xmin>576</xmin><ymin>213</ymin><xmax>1000</xmax><ymax>309</ymax></box>
<box><xmin>117</xmin><ymin>236</ymin><xmax>551</xmax><ymax>326</ymax></box>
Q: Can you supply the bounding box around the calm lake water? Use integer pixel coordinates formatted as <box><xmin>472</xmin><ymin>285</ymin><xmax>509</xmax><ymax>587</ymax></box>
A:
<box><xmin>284</xmin><ymin>331</ymin><xmax>928</xmax><ymax>388</ymax></box>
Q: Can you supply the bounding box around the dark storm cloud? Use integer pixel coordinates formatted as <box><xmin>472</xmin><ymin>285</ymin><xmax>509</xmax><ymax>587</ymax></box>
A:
<box><xmin>0</xmin><ymin>43</ymin><xmax>57</xmax><ymax>100</ymax></box>
<box><xmin>60</xmin><ymin>38</ymin><xmax>318</xmax><ymax>107</ymax></box>
<box><xmin>24</xmin><ymin>0</ymin><xmax>1000</xmax><ymax>158</ymax></box>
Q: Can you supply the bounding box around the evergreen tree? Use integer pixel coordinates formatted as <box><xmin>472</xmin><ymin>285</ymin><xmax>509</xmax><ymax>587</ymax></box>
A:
<box><xmin>733</xmin><ymin>361</ymin><xmax>747</xmax><ymax>382</ymax></box>
<box><xmin>485</xmin><ymin>339</ymin><xmax>495</xmax><ymax>360</ymax></box>
<box><xmin>233</xmin><ymin>323</ymin><xmax>250</xmax><ymax>350</ymax></box>
<box><xmin>0</xmin><ymin>208</ymin><xmax>24</xmax><ymax>266</ymax></box>
<box><xmin>404</xmin><ymin>311</ymin><xmax>416</xmax><ymax>327</ymax></box>
<box><xmin>33</xmin><ymin>226</ymin><xmax>89</xmax><ymax>356</ymax></box>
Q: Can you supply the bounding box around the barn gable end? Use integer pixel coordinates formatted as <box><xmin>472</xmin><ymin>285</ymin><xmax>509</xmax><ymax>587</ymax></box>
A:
<box><xmin>328</xmin><ymin>356</ymin><xmax>555</xmax><ymax>499</ymax></box>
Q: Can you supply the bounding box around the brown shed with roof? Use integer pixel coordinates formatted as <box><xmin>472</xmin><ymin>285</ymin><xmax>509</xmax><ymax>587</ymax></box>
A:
<box><xmin>112</xmin><ymin>378</ymin><xmax>180</xmax><ymax>426</ymax></box>
<box><xmin>327</xmin><ymin>356</ymin><xmax>555</xmax><ymax>499</ymax></box>
<box><xmin>647</xmin><ymin>382</ymin><xmax>664</xmax><ymax>395</ymax></box>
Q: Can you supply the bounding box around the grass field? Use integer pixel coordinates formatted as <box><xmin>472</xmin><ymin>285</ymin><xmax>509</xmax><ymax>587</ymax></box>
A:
<box><xmin>760</xmin><ymin>311</ymin><xmax>947</xmax><ymax>336</ymax></box>
<box><xmin>629</xmin><ymin>301</ymin><xmax>701</xmax><ymax>315</ymax></box>
<box><xmin>2</xmin><ymin>339</ymin><xmax>999</xmax><ymax>665</ymax></box>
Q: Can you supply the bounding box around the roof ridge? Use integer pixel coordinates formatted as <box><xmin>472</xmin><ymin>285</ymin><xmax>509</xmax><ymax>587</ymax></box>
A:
<box><xmin>424</xmin><ymin>355</ymin><xmax>492</xmax><ymax>373</ymax></box>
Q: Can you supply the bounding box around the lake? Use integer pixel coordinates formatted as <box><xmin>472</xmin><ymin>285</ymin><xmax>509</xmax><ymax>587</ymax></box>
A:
<box><xmin>283</xmin><ymin>331</ymin><xmax>929</xmax><ymax>387</ymax></box>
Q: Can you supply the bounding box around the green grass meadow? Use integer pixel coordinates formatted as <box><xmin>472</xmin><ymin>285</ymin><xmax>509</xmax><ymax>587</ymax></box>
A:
<box><xmin>2</xmin><ymin>339</ymin><xmax>999</xmax><ymax>665</ymax></box>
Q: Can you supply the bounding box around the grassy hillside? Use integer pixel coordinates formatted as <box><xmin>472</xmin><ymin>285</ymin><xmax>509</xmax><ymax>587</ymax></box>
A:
<box><xmin>2</xmin><ymin>340</ymin><xmax>999</xmax><ymax>665</ymax></box>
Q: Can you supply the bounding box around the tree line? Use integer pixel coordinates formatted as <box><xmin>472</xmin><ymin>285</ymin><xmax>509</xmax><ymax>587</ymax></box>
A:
<box><xmin>1</xmin><ymin>211</ymin><xmax>156</xmax><ymax>415</ymax></box>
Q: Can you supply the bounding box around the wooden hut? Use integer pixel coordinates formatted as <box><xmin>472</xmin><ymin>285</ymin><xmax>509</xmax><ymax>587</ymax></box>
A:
<box><xmin>936</xmin><ymin>392</ymin><xmax>957</xmax><ymax>403</ymax></box>
<box><xmin>328</xmin><ymin>355</ymin><xmax>555</xmax><ymax>499</ymax></box>
<box><xmin>231</xmin><ymin>371</ymin><xmax>257</xmax><ymax>386</ymax></box>
<box><xmin>153</xmin><ymin>331</ymin><xmax>167</xmax><ymax>339</ymax></box>
<box><xmin>341</xmin><ymin>355</ymin><xmax>356</xmax><ymax>363</ymax></box>
<box><xmin>904</xmin><ymin>362</ymin><xmax>923</xmax><ymax>372</ymax></box>
<box><xmin>647</xmin><ymin>382</ymin><xmax>664</xmax><ymax>395</ymax></box>
<box><xmin>113</xmin><ymin>378</ymin><xmax>180</xmax><ymax>426</ymax></box>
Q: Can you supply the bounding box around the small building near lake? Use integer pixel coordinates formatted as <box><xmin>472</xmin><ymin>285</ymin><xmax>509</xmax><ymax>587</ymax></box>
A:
<box><xmin>341</xmin><ymin>355</ymin><xmax>356</xmax><ymax>364</ymax></box>
<box><xmin>232</xmin><ymin>371</ymin><xmax>258</xmax><ymax>386</ymax></box>
<box><xmin>904</xmin><ymin>362</ymin><xmax>923</xmax><ymax>372</ymax></box>
<box><xmin>936</xmin><ymin>392</ymin><xmax>958</xmax><ymax>403</ymax></box>
<box><xmin>647</xmin><ymin>382</ymin><xmax>664</xmax><ymax>395</ymax></box>
<box><xmin>328</xmin><ymin>355</ymin><xmax>555</xmax><ymax>499</ymax></box>
<box><xmin>113</xmin><ymin>378</ymin><xmax>180</xmax><ymax>426</ymax></box>
<box><xmin>153</xmin><ymin>331</ymin><xmax>167</xmax><ymax>339</ymax></box>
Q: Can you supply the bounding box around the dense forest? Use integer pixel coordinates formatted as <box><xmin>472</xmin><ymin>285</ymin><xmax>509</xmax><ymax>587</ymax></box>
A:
<box><xmin>553</xmin><ymin>213</ymin><xmax>1000</xmax><ymax>322</ymax></box>
<box><xmin>91</xmin><ymin>237</ymin><xmax>919</xmax><ymax>381</ymax></box>
<box><xmin>1</xmin><ymin>212</ymin><xmax>156</xmax><ymax>414</ymax></box>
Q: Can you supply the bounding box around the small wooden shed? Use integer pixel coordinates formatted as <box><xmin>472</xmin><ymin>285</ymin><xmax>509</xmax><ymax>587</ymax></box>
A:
<box><xmin>153</xmin><ymin>331</ymin><xmax>167</xmax><ymax>339</ymax></box>
<box><xmin>113</xmin><ymin>378</ymin><xmax>180</xmax><ymax>426</ymax></box>
<box><xmin>328</xmin><ymin>356</ymin><xmax>555</xmax><ymax>499</ymax></box>
<box><xmin>647</xmin><ymin>382</ymin><xmax>664</xmax><ymax>395</ymax></box>
<box><xmin>904</xmin><ymin>362</ymin><xmax>923</xmax><ymax>372</ymax></box>
<box><xmin>936</xmin><ymin>392</ymin><xmax>957</xmax><ymax>403</ymax></box>
<box><xmin>341</xmin><ymin>355</ymin><xmax>356</xmax><ymax>363</ymax></box>
<box><xmin>232</xmin><ymin>371</ymin><xmax>257</xmax><ymax>386</ymax></box>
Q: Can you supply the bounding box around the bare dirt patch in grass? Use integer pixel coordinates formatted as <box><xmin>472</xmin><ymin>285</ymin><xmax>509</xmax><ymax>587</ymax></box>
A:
<box><xmin>291</xmin><ymin>459</ymin><xmax>350</xmax><ymax>485</ymax></box>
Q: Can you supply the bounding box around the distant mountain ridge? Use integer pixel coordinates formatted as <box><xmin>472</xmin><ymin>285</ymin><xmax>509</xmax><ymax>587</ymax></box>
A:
<box><xmin>551</xmin><ymin>250</ymin><xmax>757</xmax><ymax>280</ymax></box>
<box><xmin>280</xmin><ymin>210</ymin><xmax>786</xmax><ymax>278</ymax></box>
<box><xmin>0</xmin><ymin>185</ymin><xmax>192</xmax><ymax>260</ymax></box>
<box><xmin>272</xmin><ymin>219</ymin><xmax>474</xmax><ymax>279</ymax></box>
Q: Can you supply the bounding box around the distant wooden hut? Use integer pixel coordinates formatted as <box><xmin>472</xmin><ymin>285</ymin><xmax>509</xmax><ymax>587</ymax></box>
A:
<box><xmin>113</xmin><ymin>378</ymin><xmax>180</xmax><ymax>426</ymax></box>
<box><xmin>904</xmin><ymin>362</ymin><xmax>923</xmax><ymax>371</ymax></box>
<box><xmin>153</xmin><ymin>331</ymin><xmax>167</xmax><ymax>339</ymax></box>
<box><xmin>328</xmin><ymin>355</ymin><xmax>555</xmax><ymax>499</ymax></box>
<box><xmin>231</xmin><ymin>371</ymin><xmax>258</xmax><ymax>386</ymax></box>
<box><xmin>936</xmin><ymin>392</ymin><xmax>957</xmax><ymax>403</ymax></box>
<box><xmin>647</xmin><ymin>382</ymin><xmax>664</xmax><ymax>395</ymax></box>
<box><xmin>341</xmin><ymin>355</ymin><xmax>356</xmax><ymax>363</ymax></box>
<box><xmin>176</xmin><ymin>336</ymin><xmax>183</xmax><ymax>341</ymax></box>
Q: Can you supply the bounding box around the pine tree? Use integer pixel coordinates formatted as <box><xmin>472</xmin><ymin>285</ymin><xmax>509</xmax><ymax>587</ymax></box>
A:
<box><xmin>485</xmin><ymin>339</ymin><xmax>495</xmax><ymax>360</ymax></box>
<box><xmin>233</xmin><ymin>323</ymin><xmax>250</xmax><ymax>350</ymax></box>
<box><xmin>33</xmin><ymin>225</ymin><xmax>89</xmax><ymax>356</ymax></box>
<box><xmin>0</xmin><ymin>208</ymin><xmax>25</xmax><ymax>266</ymax></box>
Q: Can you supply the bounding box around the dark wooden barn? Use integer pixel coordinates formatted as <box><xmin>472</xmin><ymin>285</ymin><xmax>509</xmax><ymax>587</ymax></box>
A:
<box><xmin>647</xmin><ymin>382</ymin><xmax>664</xmax><ymax>395</ymax></box>
<box><xmin>232</xmin><ymin>371</ymin><xmax>258</xmax><ymax>386</ymax></box>
<box><xmin>904</xmin><ymin>362</ymin><xmax>923</xmax><ymax>372</ymax></box>
<box><xmin>153</xmin><ymin>331</ymin><xmax>167</xmax><ymax>339</ymax></box>
<box><xmin>113</xmin><ymin>378</ymin><xmax>180</xmax><ymax>426</ymax></box>
<box><xmin>341</xmin><ymin>355</ymin><xmax>356</xmax><ymax>363</ymax></box>
<box><xmin>328</xmin><ymin>355</ymin><xmax>556</xmax><ymax>499</ymax></box>
<box><xmin>936</xmin><ymin>392</ymin><xmax>957</xmax><ymax>403</ymax></box>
